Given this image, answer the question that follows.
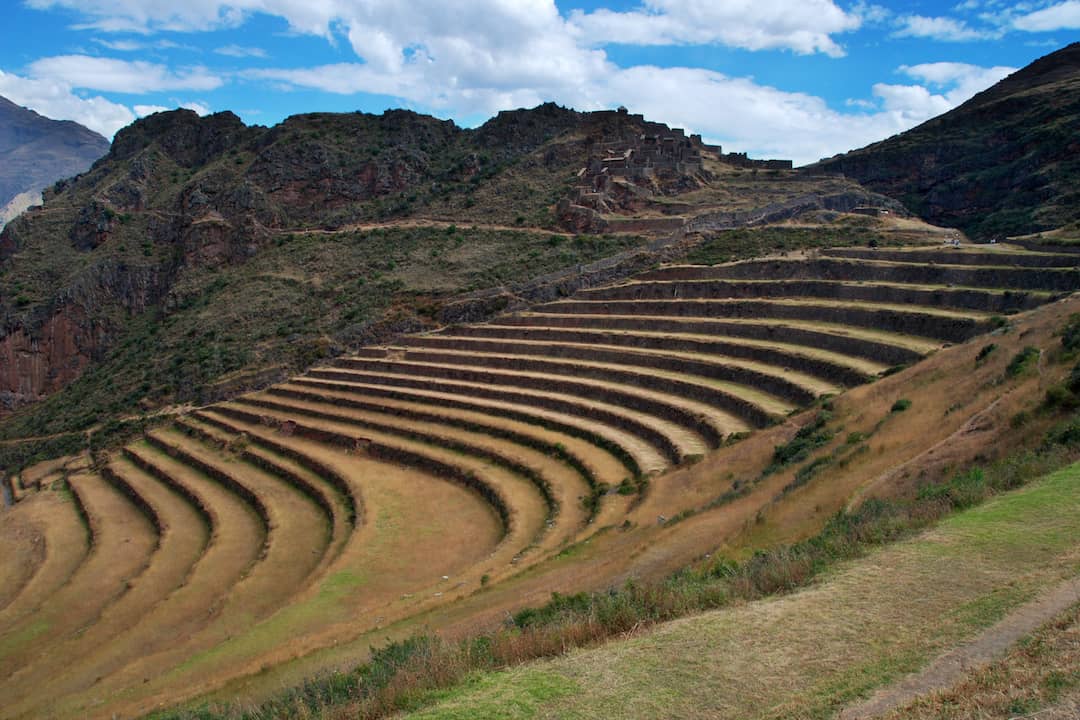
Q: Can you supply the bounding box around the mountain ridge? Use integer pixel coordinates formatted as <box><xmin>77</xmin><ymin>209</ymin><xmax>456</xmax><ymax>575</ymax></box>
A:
<box><xmin>808</xmin><ymin>42</ymin><xmax>1080</xmax><ymax>239</ymax></box>
<box><xmin>0</xmin><ymin>95</ymin><xmax>110</xmax><ymax>228</ymax></box>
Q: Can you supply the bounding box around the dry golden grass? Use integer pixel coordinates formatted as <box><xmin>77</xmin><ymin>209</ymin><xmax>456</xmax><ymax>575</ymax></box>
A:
<box><xmin>878</xmin><ymin>601</ymin><xmax>1080</xmax><ymax>720</ymax></box>
<box><xmin>402</xmin><ymin>462</ymin><xmax>1080</xmax><ymax>720</ymax></box>
<box><xmin>0</xmin><ymin>472</ymin><xmax>156</xmax><ymax>678</ymax></box>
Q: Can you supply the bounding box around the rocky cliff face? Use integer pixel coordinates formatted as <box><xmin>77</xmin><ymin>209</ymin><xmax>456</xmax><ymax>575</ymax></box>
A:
<box><xmin>0</xmin><ymin>96</ymin><xmax>109</xmax><ymax>229</ymax></box>
<box><xmin>809</xmin><ymin>43</ymin><xmax>1080</xmax><ymax>239</ymax></box>
<box><xmin>0</xmin><ymin>306</ymin><xmax>102</xmax><ymax>411</ymax></box>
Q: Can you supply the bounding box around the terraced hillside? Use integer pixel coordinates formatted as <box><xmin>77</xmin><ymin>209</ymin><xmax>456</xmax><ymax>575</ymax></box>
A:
<box><xmin>2</xmin><ymin>242</ymin><xmax>1078</xmax><ymax>719</ymax></box>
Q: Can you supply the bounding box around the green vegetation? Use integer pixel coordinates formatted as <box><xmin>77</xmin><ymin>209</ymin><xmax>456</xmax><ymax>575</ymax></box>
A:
<box><xmin>1006</xmin><ymin>346</ymin><xmax>1041</xmax><ymax>377</ymax></box>
<box><xmin>764</xmin><ymin>410</ymin><xmax>834</xmax><ymax>476</ymax></box>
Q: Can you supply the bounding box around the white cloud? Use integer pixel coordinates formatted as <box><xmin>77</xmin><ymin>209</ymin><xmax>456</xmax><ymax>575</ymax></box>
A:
<box><xmin>134</xmin><ymin>104</ymin><xmax>169</xmax><ymax>116</ymax></box>
<box><xmin>569</xmin><ymin>0</ymin><xmax>861</xmax><ymax>57</ymax></box>
<box><xmin>214</xmin><ymin>44</ymin><xmax>267</xmax><ymax>58</ymax></box>
<box><xmin>29</xmin><ymin>0</ymin><xmax>861</xmax><ymax>57</ymax></box>
<box><xmin>894</xmin><ymin>14</ymin><xmax>998</xmax><ymax>41</ymax></box>
<box><xmin>1013</xmin><ymin>1</ymin><xmax>1080</xmax><ymax>31</ymax></box>
<box><xmin>899</xmin><ymin>61</ymin><xmax>1016</xmax><ymax>101</ymax></box>
<box><xmin>134</xmin><ymin>100</ymin><xmax>210</xmax><ymax>117</ymax></box>
<box><xmin>180</xmin><ymin>100</ymin><xmax>211</xmax><ymax>115</ymax></box>
<box><xmin>27</xmin><ymin>55</ymin><xmax>223</xmax><ymax>93</ymax></box>
<box><xmin>0</xmin><ymin>69</ymin><xmax>134</xmax><ymax>137</ymax></box>
<box><xmin>11</xmin><ymin>0</ymin><xmax>1024</xmax><ymax>164</ymax></box>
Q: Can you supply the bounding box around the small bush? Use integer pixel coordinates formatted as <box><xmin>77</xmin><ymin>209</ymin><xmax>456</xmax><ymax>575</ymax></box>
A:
<box><xmin>1006</xmin><ymin>346</ymin><xmax>1040</xmax><ymax>377</ymax></box>
<box><xmin>890</xmin><ymin>398</ymin><xmax>912</xmax><ymax>413</ymax></box>
<box><xmin>1061</xmin><ymin>313</ymin><xmax>1080</xmax><ymax>352</ymax></box>
<box><xmin>765</xmin><ymin>411</ymin><xmax>833</xmax><ymax>474</ymax></box>
<box><xmin>976</xmin><ymin>343</ymin><xmax>997</xmax><ymax>364</ymax></box>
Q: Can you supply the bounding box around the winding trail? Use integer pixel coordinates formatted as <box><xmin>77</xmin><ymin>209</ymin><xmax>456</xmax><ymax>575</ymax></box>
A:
<box><xmin>840</xmin><ymin>574</ymin><xmax>1080</xmax><ymax>719</ymax></box>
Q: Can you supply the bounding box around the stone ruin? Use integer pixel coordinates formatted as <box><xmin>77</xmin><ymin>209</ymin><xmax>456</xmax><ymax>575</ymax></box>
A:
<box><xmin>556</xmin><ymin>107</ymin><xmax>794</xmax><ymax>233</ymax></box>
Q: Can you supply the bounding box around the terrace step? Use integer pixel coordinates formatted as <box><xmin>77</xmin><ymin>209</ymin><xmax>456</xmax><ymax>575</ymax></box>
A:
<box><xmin>234</xmin><ymin>391</ymin><xmax>586</xmax><ymax>535</ymax></box>
<box><xmin>0</xmin><ymin>457</ymin><xmax>212</xmax><ymax>704</ymax></box>
<box><xmin>435</xmin><ymin>323</ymin><xmax>883</xmax><ymax>382</ymax></box>
<box><xmin>820</xmin><ymin>246</ymin><xmax>1080</xmax><ymax>268</ymax></box>
<box><xmin>146</xmin><ymin>428</ymin><xmax>329</xmax><ymax>602</ymax></box>
<box><xmin>0</xmin><ymin>510</ymin><xmax>42</xmax><ymax>614</ymax></box>
<box><xmin>362</xmin><ymin>348</ymin><xmax>796</xmax><ymax>420</ymax></box>
<box><xmin>531</xmin><ymin>299</ymin><xmax>990</xmax><ymax>343</ymax></box>
<box><xmin>501</xmin><ymin>313</ymin><xmax>932</xmax><ymax>365</ymax></box>
<box><xmin>330</xmin><ymin>356</ymin><xmax>751</xmax><ymax>444</ymax></box>
<box><xmin>0</xmin><ymin>473</ymin><xmax>156</xmax><ymax>677</ymax></box>
<box><xmin>307</xmin><ymin>365</ymin><xmax>708</xmax><ymax>461</ymax></box>
<box><xmin>397</xmin><ymin>335</ymin><xmax>844</xmax><ymax>398</ymax></box>
<box><xmin>190</xmin><ymin>410</ymin><xmax>363</xmax><ymax>529</ymax></box>
<box><xmin>172</xmin><ymin>416</ymin><xmax>349</xmax><ymax>565</ymax></box>
<box><xmin>639</xmin><ymin>258</ymin><xmax>1080</xmax><ymax>293</ymax></box>
<box><xmin>114</xmin><ymin>441</ymin><xmax>265</xmax><ymax>644</ymax></box>
<box><xmin>287</xmin><ymin>376</ymin><xmax>664</xmax><ymax>475</ymax></box>
<box><xmin>576</xmin><ymin>278</ymin><xmax>1050</xmax><ymax>313</ymax></box>
<box><xmin>0</xmin><ymin>493</ymin><xmax>89</xmax><ymax>633</ymax></box>
<box><xmin>265</xmin><ymin>382</ymin><xmax>631</xmax><ymax>525</ymax></box>
<box><xmin>213</xmin><ymin>401</ymin><xmax>540</xmax><ymax>553</ymax></box>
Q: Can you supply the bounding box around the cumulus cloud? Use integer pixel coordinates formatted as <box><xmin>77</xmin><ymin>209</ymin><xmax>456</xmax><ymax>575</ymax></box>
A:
<box><xmin>180</xmin><ymin>100</ymin><xmax>211</xmax><ymax>115</ymax></box>
<box><xmin>29</xmin><ymin>0</ymin><xmax>861</xmax><ymax>57</ymax></box>
<box><xmin>134</xmin><ymin>103</ymin><xmax>169</xmax><ymax>116</ymax></box>
<box><xmin>1013</xmin><ymin>1</ymin><xmax>1080</xmax><ymax>31</ymax></box>
<box><xmin>27</xmin><ymin>55</ymin><xmax>223</xmax><ymax>93</ymax></box>
<box><xmin>900</xmin><ymin>61</ymin><xmax>1016</xmax><ymax>101</ymax></box>
<box><xmin>893</xmin><ymin>14</ymin><xmax>998</xmax><ymax>41</ymax></box>
<box><xmin>0</xmin><ymin>69</ymin><xmax>134</xmax><ymax>137</ymax></box>
<box><xmin>568</xmin><ymin>0</ymin><xmax>861</xmax><ymax>56</ymax></box>
<box><xmin>12</xmin><ymin>0</ymin><xmax>1025</xmax><ymax>163</ymax></box>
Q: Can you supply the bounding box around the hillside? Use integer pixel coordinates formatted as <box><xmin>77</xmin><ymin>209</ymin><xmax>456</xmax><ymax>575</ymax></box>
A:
<box><xmin>810</xmin><ymin>42</ymin><xmax>1080</xmax><ymax>240</ymax></box>
<box><xmin>2</xmin><ymin>241</ymin><xmax>1079</xmax><ymax>718</ymax></box>
<box><xmin>0</xmin><ymin>103</ymin><xmax>909</xmax><ymax>441</ymax></box>
<box><xmin>0</xmin><ymin>96</ymin><xmax>109</xmax><ymax>228</ymax></box>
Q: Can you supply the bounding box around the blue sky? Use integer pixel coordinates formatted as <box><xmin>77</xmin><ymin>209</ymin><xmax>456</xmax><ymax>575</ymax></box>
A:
<box><xmin>1</xmin><ymin>0</ymin><xmax>1077</xmax><ymax>165</ymax></box>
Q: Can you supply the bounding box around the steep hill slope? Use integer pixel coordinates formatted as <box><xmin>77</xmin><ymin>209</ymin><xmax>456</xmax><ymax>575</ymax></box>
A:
<box><xmin>0</xmin><ymin>104</ymin><xmax>899</xmax><ymax>442</ymax></box>
<box><xmin>810</xmin><ymin>42</ymin><xmax>1080</xmax><ymax>240</ymax></box>
<box><xmin>0</xmin><ymin>96</ymin><xmax>109</xmax><ymax>228</ymax></box>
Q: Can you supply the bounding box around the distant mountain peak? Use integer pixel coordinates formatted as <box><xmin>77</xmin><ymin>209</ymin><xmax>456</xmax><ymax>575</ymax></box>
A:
<box><xmin>0</xmin><ymin>96</ymin><xmax>110</xmax><ymax>227</ymax></box>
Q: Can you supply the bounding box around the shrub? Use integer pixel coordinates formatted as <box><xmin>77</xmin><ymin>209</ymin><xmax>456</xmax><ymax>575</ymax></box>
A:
<box><xmin>765</xmin><ymin>411</ymin><xmax>833</xmax><ymax>474</ymax></box>
<box><xmin>890</xmin><ymin>398</ymin><xmax>912</xmax><ymax>413</ymax></box>
<box><xmin>976</xmin><ymin>343</ymin><xmax>997</xmax><ymax>364</ymax></box>
<box><xmin>1061</xmin><ymin>313</ymin><xmax>1080</xmax><ymax>352</ymax></box>
<box><xmin>1006</xmin><ymin>346</ymin><xmax>1040</xmax><ymax>377</ymax></box>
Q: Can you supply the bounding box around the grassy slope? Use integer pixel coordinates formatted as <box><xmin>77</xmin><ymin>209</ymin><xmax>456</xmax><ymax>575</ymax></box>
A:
<box><xmin>879</xmin><ymin>601</ymin><xmax>1080</xmax><ymax>719</ymax></box>
<box><xmin>404</xmin><ymin>462</ymin><xmax>1080</xmax><ymax>719</ymax></box>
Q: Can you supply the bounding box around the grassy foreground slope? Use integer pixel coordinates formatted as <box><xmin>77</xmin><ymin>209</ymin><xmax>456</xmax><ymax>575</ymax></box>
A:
<box><xmin>404</xmin><ymin>461</ymin><xmax>1080</xmax><ymax>720</ymax></box>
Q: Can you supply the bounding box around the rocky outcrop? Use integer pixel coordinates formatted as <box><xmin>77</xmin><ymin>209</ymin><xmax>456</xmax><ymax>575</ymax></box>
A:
<box><xmin>0</xmin><ymin>305</ymin><xmax>102</xmax><ymax>410</ymax></box>
<box><xmin>109</xmin><ymin>109</ymin><xmax>252</xmax><ymax>168</ymax></box>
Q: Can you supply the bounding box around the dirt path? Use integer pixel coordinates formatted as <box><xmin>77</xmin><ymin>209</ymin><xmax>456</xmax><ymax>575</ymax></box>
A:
<box><xmin>278</xmin><ymin>219</ymin><xmax>575</xmax><ymax>237</ymax></box>
<box><xmin>839</xmin><ymin>574</ymin><xmax>1080</xmax><ymax>719</ymax></box>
